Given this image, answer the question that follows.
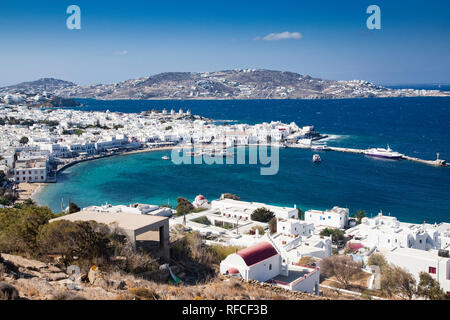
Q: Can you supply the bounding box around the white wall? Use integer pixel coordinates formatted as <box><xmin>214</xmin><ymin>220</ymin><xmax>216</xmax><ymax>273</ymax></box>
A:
<box><xmin>247</xmin><ymin>254</ymin><xmax>281</xmax><ymax>282</ymax></box>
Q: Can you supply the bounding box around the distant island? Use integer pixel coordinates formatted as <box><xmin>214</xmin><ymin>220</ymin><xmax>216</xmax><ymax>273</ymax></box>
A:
<box><xmin>1</xmin><ymin>69</ymin><xmax>449</xmax><ymax>101</ymax></box>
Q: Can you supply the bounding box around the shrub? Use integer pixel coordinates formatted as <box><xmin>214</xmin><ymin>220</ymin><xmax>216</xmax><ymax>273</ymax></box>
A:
<box><xmin>268</xmin><ymin>217</ymin><xmax>277</xmax><ymax>234</ymax></box>
<box><xmin>68</xmin><ymin>202</ymin><xmax>80</xmax><ymax>214</ymax></box>
<box><xmin>192</xmin><ymin>216</ymin><xmax>210</xmax><ymax>225</ymax></box>
<box><xmin>319</xmin><ymin>228</ymin><xmax>346</xmax><ymax>244</ymax></box>
<box><xmin>0</xmin><ymin>205</ymin><xmax>53</xmax><ymax>254</ymax></box>
<box><xmin>19</xmin><ymin>136</ymin><xmax>29</xmax><ymax>145</ymax></box>
<box><xmin>367</xmin><ymin>253</ymin><xmax>388</xmax><ymax>271</ymax></box>
<box><xmin>417</xmin><ymin>272</ymin><xmax>447</xmax><ymax>300</ymax></box>
<box><xmin>37</xmin><ymin>220</ymin><xmax>116</xmax><ymax>268</ymax></box>
<box><xmin>321</xmin><ymin>255</ymin><xmax>361</xmax><ymax>289</ymax></box>
<box><xmin>128</xmin><ymin>287</ymin><xmax>159</xmax><ymax>300</ymax></box>
<box><xmin>221</xmin><ymin>193</ymin><xmax>241</xmax><ymax>201</ymax></box>
<box><xmin>176</xmin><ymin>197</ymin><xmax>194</xmax><ymax>216</ymax></box>
<box><xmin>210</xmin><ymin>245</ymin><xmax>243</xmax><ymax>261</ymax></box>
<box><xmin>250</xmin><ymin>208</ymin><xmax>275</xmax><ymax>223</ymax></box>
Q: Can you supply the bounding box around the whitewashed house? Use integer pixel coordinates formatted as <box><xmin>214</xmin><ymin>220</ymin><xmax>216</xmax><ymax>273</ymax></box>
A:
<box><xmin>384</xmin><ymin>247</ymin><xmax>450</xmax><ymax>294</ymax></box>
<box><xmin>211</xmin><ymin>199</ymin><xmax>298</xmax><ymax>222</ymax></box>
<box><xmin>346</xmin><ymin>212</ymin><xmax>450</xmax><ymax>251</ymax></box>
<box><xmin>220</xmin><ymin>239</ymin><xmax>320</xmax><ymax>294</ymax></box>
<box><xmin>305</xmin><ymin>206</ymin><xmax>349</xmax><ymax>229</ymax></box>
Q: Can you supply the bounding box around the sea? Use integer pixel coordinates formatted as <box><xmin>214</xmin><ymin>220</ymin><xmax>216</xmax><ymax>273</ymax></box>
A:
<box><xmin>37</xmin><ymin>97</ymin><xmax>450</xmax><ymax>224</ymax></box>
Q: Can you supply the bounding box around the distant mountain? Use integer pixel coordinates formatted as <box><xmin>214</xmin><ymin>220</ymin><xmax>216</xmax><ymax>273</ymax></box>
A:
<box><xmin>2</xmin><ymin>70</ymin><xmax>448</xmax><ymax>100</ymax></box>
<box><xmin>1</xmin><ymin>78</ymin><xmax>77</xmax><ymax>94</ymax></box>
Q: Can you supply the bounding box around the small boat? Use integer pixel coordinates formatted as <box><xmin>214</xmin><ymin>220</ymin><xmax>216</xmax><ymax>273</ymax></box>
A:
<box><xmin>162</xmin><ymin>155</ymin><xmax>170</xmax><ymax>160</ymax></box>
<box><xmin>364</xmin><ymin>145</ymin><xmax>403</xmax><ymax>160</ymax></box>
<box><xmin>311</xmin><ymin>144</ymin><xmax>330</xmax><ymax>151</ymax></box>
<box><xmin>312</xmin><ymin>154</ymin><xmax>321</xmax><ymax>163</ymax></box>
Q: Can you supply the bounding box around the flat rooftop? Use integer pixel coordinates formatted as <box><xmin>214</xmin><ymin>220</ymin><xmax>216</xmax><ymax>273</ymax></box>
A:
<box><xmin>51</xmin><ymin>210</ymin><xmax>167</xmax><ymax>231</ymax></box>
<box><xmin>272</xmin><ymin>269</ymin><xmax>310</xmax><ymax>284</ymax></box>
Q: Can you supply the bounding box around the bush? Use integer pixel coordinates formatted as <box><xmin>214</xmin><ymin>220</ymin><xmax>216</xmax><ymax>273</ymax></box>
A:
<box><xmin>249</xmin><ymin>225</ymin><xmax>265</xmax><ymax>235</ymax></box>
<box><xmin>191</xmin><ymin>216</ymin><xmax>210</xmax><ymax>225</ymax></box>
<box><xmin>19</xmin><ymin>136</ymin><xmax>29</xmax><ymax>145</ymax></box>
<box><xmin>175</xmin><ymin>197</ymin><xmax>194</xmax><ymax>216</ymax></box>
<box><xmin>68</xmin><ymin>202</ymin><xmax>81</xmax><ymax>214</ymax></box>
<box><xmin>417</xmin><ymin>272</ymin><xmax>447</xmax><ymax>300</ymax></box>
<box><xmin>128</xmin><ymin>287</ymin><xmax>159</xmax><ymax>300</ymax></box>
<box><xmin>319</xmin><ymin>228</ymin><xmax>346</xmax><ymax>244</ymax></box>
<box><xmin>381</xmin><ymin>265</ymin><xmax>416</xmax><ymax>299</ymax></box>
<box><xmin>0</xmin><ymin>205</ymin><xmax>54</xmax><ymax>254</ymax></box>
<box><xmin>210</xmin><ymin>245</ymin><xmax>243</xmax><ymax>261</ymax></box>
<box><xmin>221</xmin><ymin>193</ymin><xmax>241</xmax><ymax>201</ymax></box>
<box><xmin>321</xmin><ymin>255</ymin><xmax>361</xmax><ymax>289</ymax></box>
<box><xmin>37</xmin><ymin>220</ymin><xmax>116</xmax><ymax>268</ymax></box>
<box><xmin>367</xmin><ymin>253</ymin><xmax>388</xmax><ymax>270</ymax></box>
<box><xmin>268</xmin><ymin>217</ymin><xmax>277</xmax><ymax>234</ymax></box>
<box><xmin>250</xmin><ymin>208</ymin><xmax>275</xmax><ymax>223</ymax></box>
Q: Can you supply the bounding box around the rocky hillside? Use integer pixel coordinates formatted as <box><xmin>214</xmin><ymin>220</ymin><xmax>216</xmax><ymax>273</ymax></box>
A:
<box><xmin>0</xmin><ymin>253</ymin><xmax>330</xmax><ymax>300</ymax></box>
<box><xmin>2</xmin><ymin>69</ymin><xmax>448</xmax><ymax>100</ymax></box>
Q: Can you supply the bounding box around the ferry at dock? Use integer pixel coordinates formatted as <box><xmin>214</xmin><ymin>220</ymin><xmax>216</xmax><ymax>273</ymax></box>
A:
<box><xmin>364</xmin><ymin>145</ymin><xmax>404</xmax><ymax>160</ymax></box>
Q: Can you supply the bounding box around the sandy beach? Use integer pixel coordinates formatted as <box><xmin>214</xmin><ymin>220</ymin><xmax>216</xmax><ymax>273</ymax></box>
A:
<box><xmin>16</xmin><ymin>183</ymin><xmax>47</xmax><ymax>201</ymax></box>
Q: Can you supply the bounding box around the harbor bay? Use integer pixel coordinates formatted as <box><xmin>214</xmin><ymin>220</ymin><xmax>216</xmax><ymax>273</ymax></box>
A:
<box><xmin>37</xmin><ymin>97</ymin><xmax>450</xmax><ymax>224</ymax></box>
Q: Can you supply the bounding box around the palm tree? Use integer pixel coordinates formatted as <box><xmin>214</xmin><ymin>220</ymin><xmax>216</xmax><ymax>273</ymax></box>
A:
<box><xmin>354</xmin><ymin>210</ymin><xmax>367</xmax><ymax>224</ymax></box>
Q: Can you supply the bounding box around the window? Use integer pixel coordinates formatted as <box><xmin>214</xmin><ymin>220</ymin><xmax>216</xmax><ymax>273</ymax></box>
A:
<box><xmin>420</xmin><ymin>240</ymin><xmax>422</xmax><ymax>244</ymax></box>
<box><xmin>269</xmin><ymin>264</ymin><xmax>272</xmax><ymax>270</ymax></box>
<box><xmin>429</xmin><ymin>267</ymin><xmax>436</xmax><ymax>274</ymax></box>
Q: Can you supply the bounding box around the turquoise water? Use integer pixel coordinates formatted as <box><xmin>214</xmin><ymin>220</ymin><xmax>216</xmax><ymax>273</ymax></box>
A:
<box><xmin>38</xmin><ymin>98</ymin><xmax>450</xmax><ymax>224</ymax></box>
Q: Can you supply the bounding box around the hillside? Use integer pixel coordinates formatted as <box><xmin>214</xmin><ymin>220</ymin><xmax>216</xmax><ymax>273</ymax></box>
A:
<box><xmin>0</xmin><ymin>253</ymin><xmax>331</xmax><ymax>300</ymax></box>
<box><xmin>2</xmin><ymin>69</ymin><xmax>448</xmax><ymax>100</ymax></box>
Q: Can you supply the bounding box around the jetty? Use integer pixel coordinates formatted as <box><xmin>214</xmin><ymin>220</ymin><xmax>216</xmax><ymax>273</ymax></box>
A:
<box><xmin>287</xmin><ymin>144</ymin><xmax>448</xmax><ymax>167</ymax></box>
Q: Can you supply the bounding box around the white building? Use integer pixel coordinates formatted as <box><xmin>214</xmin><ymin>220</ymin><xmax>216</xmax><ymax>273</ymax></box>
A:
<box><xmin>211</xmin><ymin>198</ymin><xmax>298</xmax><ymax>222</ymax></box>
<box><xmin>82</xmin><ymin>203</ymin><xmax>173</xmax><ymax>217</ymax></box>
<box><xmin>14</xmin><ymin>159</ymin><xmax>48</xmax><ymax>183</ymax></box>
<box><xmin>383</xmin><ymin>247</ymin><xmax>450</xmax><ymax>294</ymax></box>
<box><xmin>305</xmin><ymin>206</ymin><xmax>349</xmax><ymax>229</ymax></box>
<box><xmin>277</xmin><ymin>218</ymin><xmax>314</xmax><ymax>237</ymax></box>
<box><xmin>346</xmin><ymin>212</ymin><xmax>450</xmax><ymax>251</ymax></box>
<box><xmin>220</xmin><ymin>240</ymin><xmax>320</xmax><ymax>294</ymax></box>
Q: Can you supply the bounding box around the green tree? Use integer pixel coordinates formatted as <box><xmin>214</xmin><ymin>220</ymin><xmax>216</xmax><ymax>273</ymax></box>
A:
<box><xmin>417</xmin><ymin>272</ymin><xmax>447</xmax><ymax>300</ymax></box>
<box><xmin>297</xmin><ymin>208</ymin><xmax>304</xmax><ymax>220</ymax></box>
<box><xmin>68</xmin><ymin>202</ymin><xmax>81</xmax><ymax>214</ymax></box>
<box><xmin>354</xmin><ymin>210</ymin><xmax>367</xmax><ymax>224</ymax></box>
<box><xmin>268</xmin><ymin>217</ymin><xmax>277</xmax><ymax>234</ymax></box>
<box><xmin>221</xmin><ymin>193</ymin><xmax>241</xmax><ymax>201</ymax></box>
<box><xmin>176</xmin><ymin>197</ymin><xmax>194</xmax><ymax>216</ymax></box>
<box><xmin>250</xmin><ymin>208</ymin><xmax>275</xmax><ymax>223</ymax></box>
<box><xmin>320</xmin><ymin>228</ymin><xmax>346</xmax><ymax>244</ymax></box>
<box><xmin>0</xmin><ymin>205</ymin><xmax>54</xmax><ymax>254</ymax></box>
<box><xmin>19</xmin><ymin>136</ymin><xmax>29</xmax><ymax>145</ymax></box>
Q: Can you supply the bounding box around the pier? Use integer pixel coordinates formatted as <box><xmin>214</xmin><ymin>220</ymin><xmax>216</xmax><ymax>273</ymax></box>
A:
<box><xmin>287</xmin><ymin>144</ymin><xmax>449</xmax><ymax>167</ymax></box>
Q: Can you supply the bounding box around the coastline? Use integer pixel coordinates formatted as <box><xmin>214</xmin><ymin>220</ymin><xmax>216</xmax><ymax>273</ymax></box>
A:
<box><xmin>34</xmin><ymin>146</ymin><xmax>176</xmax><ymax>206</ymax></box>
<box><xmin>16</xmin><ymin>182</ymin><xmax>47</xmax><ymax>202</ymax></box>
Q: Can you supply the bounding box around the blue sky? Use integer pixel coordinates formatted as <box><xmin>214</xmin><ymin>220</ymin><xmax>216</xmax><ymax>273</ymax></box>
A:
<box><xmin>0</xmin><ymin>0</ymin><xmax>449</xmax><ymax>86</ymax></box>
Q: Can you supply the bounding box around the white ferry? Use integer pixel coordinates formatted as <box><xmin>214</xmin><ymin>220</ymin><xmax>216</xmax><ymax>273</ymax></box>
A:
<box><xmin>364</xmin><ymin>145</ymin><xmax>404</xmax><ymax>160</ymax></box>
